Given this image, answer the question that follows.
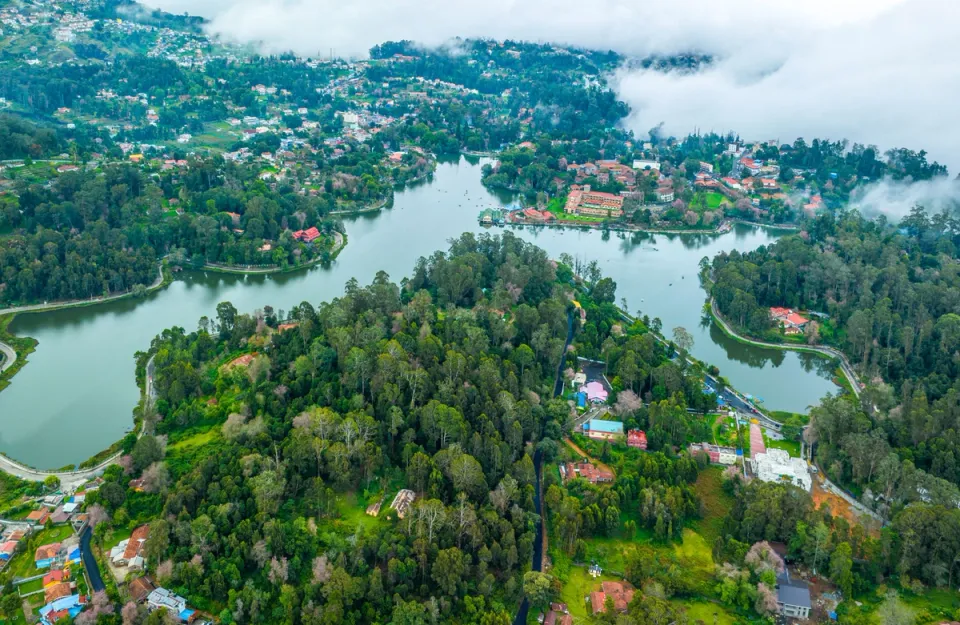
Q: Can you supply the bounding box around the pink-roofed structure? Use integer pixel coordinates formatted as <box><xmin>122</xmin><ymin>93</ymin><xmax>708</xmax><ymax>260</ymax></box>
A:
<box><xmin>580</xmin><ymin>381</ymin><xmax>608</xmax><ymax>403</ymax></box>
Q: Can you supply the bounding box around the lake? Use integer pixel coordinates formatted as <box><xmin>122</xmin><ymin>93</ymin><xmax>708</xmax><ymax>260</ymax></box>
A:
<box><xmin>0</xmin><ymin>156</ymin><xmax>838</xmax><ymax>468</ymax></box>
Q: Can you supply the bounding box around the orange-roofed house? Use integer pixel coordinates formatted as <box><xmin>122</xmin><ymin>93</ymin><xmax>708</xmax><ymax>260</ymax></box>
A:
<box><xmin>590</xmin><ymin>580</ymin><xmax>635</xmax><ymax>614</ymax></box>
<box><xmin>43</xmin><ymin>570</ymin><xmax>68</xmax><ymax>587</ymax></box>
<box><xmin>27</xmin><ymin>509</ymin><xmax>50</xmax><ymax>525</ymax></box>
<box><xmin>44</xmin><ymin>582</ymin><xmax>74</xmax><ymax>603</ymax></box>
<box><xmin>35</xmin><ymin>542</ymin><xmax>62</xmax><ymax>568</ymax></box>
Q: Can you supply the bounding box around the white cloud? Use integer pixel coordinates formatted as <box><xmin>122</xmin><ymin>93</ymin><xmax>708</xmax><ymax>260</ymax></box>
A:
<box><xmin>143</xmin><ymin>0</ymin><xmax>903</xmax><ymax>59</ymax></box>
<box><xmin>850</xmin><ymin>177</ymin><xmax>960</xmax><ymax>221</ymax></box>
<box><xmin>612</xmin><ymin>0</ymin><xmax>959</xmax><ymax>172</ymax></box>
<box><xmin>141</xmin><ymin>0</ymin><xmax>954</xmax><ymax>169</ymax></box>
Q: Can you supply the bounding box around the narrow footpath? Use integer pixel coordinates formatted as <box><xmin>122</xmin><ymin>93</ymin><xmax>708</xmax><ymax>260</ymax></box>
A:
<box><xmin>0</xmin><ymin>354</ymin><xmax>154</xmax><ymax>489</ymax></box>
<box><xmin>0</xmin><ymin>263</ymin><xmax>165</xmax><ymax>317</ymax></box>
<box><xmin>710</xmin><ymin>298</ymin><xmax>862</xmax><ymax>398</ymax></box>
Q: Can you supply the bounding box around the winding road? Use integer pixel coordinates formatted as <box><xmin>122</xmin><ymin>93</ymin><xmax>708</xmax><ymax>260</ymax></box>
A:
<box><xmin>0</xmin><ymin>355</ymin><xmax>154</xmax><ymax>490</ymax></box>
<box><xmin>710</xmin><ymin>298</ymin><xmax>862</xmax><ymax>398</ymax></box>
<box><xmin>0</xmin><ymin>340</ymin><xmax>14</xmax><ymax>373</ymax></box>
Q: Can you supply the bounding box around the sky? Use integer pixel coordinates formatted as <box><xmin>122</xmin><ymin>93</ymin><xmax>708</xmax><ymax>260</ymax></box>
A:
<box><xmin>143</xmin><ymin>0</ymin><xmax>957</xmax><ymax>178</ymax></box>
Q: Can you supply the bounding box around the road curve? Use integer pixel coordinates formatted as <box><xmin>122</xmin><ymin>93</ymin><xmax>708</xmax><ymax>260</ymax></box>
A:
<box><xmin>710</xmin><ymin>298</ymin><xmax>862</xmax><ymax>398</ymax></box>
<box><xmin>0</xmin><ymin>355</ymin><xmax>154</xmax><ymax>490</ymax></box>
<box><xmin>0</xmin><ymin>340</ymin><xmax>14</xmax><ymax>373</ymax></box>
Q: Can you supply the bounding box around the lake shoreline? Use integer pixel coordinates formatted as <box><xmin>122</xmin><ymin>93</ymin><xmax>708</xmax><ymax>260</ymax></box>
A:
<box><xmin>0</xmin><ymin>157</ymin><xmax>835</xmax><ymax>470</ymax></box>
<box><xmin>200</xmin><ymin>231</ymin><xmax>347</xmax><ymax>275</ymax></box>
<box><xmin>505</xmin><ymin>217</ymin><xmax>800</xmax><ymax>236</ymax></box>
<box><xmin>708</xmin><ymin>298</ymin><xmax>860</xmax><ymax>395</ymax></box>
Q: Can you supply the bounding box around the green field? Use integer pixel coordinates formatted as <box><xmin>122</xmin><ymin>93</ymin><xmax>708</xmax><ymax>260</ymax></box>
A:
<box><xmin>555</xmin><ymin>565</ymin><xmax>620</xmax><ymax>621</ymax></box>
<box><xmin>334</xmin><ymin>491</ymin><xmax>387</xmax><ymax>531</ymax></box>
<box><xmin>691</xmin><ymin>466</ymin><xmax>734</xmax><ymax>544</ymax></box>
<box><xmin>168</xmin><ymin>427</ymin><xmax>219</xmax><ymax>451</ymax></box>
<box><xmin>675</xmin><ymin>600</ymin><xmax>739</xmax><ymax>625</ymax></box>
<box><xmin>704</xmin><ymin>191</ymin><xmax>726</xmax><ymax>209</ymax></box>
<box><xmin>15</xmin><ymin>578</ymin><xmax>42</xmax><ymax>595</ymax></box>
<box><xmin>764</xmin><ymin>436</ymin><xmax>801</xmax><ymax>457</ymax></box>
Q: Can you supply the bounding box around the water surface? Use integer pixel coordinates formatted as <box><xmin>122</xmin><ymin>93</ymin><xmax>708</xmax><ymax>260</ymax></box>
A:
<box><xmin>1</xmin><ymin>157</ymin><xmax>836</xmax><ymax>468</ymax></box>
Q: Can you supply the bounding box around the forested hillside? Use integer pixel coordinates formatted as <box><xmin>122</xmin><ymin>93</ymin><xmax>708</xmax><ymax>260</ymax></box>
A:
<box><xmin>710</xmin><ymin>209</ymin><xmax>960</xmax><ymax>505</ymax></box>
<box><xmin>0</xmin><ymin>118</ymin><xmax>349</xmax><ymax>305</ymax></box>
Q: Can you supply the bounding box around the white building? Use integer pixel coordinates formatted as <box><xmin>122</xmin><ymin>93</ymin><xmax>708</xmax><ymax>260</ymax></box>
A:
<box><xmin>147</xmin><ymin>588</ymin><xmax>186</xmax><ymax>614</ymax></box>
<box><xmin>751</xmin><ymin>449</ymin><xmax>811</xmax><ymax>491</ymax></box>
<box><xmin>632</xmin><ymin>159</ymin><xmax>661</xmax><ymax>171</ymax></box>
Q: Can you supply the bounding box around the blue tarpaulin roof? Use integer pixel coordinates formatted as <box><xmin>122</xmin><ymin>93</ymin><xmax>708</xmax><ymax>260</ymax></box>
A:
<box><xmin>179</xmin><ymin>609</ymin><xmax>195</xmax><ymax>621</ymax></box>
<box><xmin>584</xmin><ymin>419</ymin><xmax>623</xmax><ymax>434</ymax></box>
<box><xmin>576</xmin><ymin>392</ymin><xmax>586</xmax><ymax>407</ymax></box>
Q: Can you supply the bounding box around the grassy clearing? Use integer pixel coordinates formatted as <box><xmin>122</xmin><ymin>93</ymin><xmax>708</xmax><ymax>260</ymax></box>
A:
<box><xmin>168</xmin><ymin>427</ymin><xmax>219</xmax><ymax>451</ymax></box>
<box><xmin>764</xmin><ymin>437</ymin><xmax>801</xmax><ymax>457</ymax></box>
<box><xmin>704</xmin><ymin>191</ymin><xmax>726</xmax><ymax>209</ymax></box>
<box><xmin>16</xmin><ymin>578</ymin><xmax>42</xmax><ymax>594</ymax></box>
<box><xmin>673</xmin><ymin>529</ymin><xmax>714</xmax><ymax>576</ymax></box>
<box><xmin>691</xmin><ymin>466</ymin><xmax>733</xmax><ymax>544</ymax></box>
<box><xmin>555</xmin><ymin>565</ymin><xmax>620</xmax><ymax>621</ymax></box>
<box><xmin>676</xmin><ymin>600</ymin><xmax>739</xmax><ymax>625</ymax></box>
<box><xmin>334</xmin><ymin>491</ymin><xmax>385</xmax><ymax>531</ymax></box>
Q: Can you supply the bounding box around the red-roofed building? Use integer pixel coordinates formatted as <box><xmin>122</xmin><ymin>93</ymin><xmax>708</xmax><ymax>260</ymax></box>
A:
<box><xmin>565</xmin><ymin>185</ymin><xmax>624</xmax><ymax>218</ymax></box>
<box><xmin>43</xmin><ymin>570</ymin><xmax>68</xmax><ymax>587</ymax></box>
<box><xmin>591</xmin><ymin>581</ymin><xmax>635</xmax><ymax>614</ymax></box>
<box><xmin>27</xmin><ymin>510</ymin><xmax>50</xmax><ymax>525</ymax></box>
<box><xmin>769</xmin><ymin>307</ymin><xmax>810</xmax><ymax>335</ymax></box>
<box><xmin>627</xmin><ymin>430</ymin><xmax>647</xmax><ymax>450</ymax></box>
<box><xmin>560</xmin><ymin>462</ymin><xmax>613</xmax><ymax>484</ymax></box>
<box><xmin>292</xmin><ymin>227</ymin><xmax>322</xmax><ymax>243</ymax></box>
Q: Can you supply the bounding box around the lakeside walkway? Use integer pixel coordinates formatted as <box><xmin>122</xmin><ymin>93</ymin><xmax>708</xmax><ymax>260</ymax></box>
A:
<box><xmin>0</xmin><ymin>355</ymin><xmax>154</xmax><ymax>489</ymax></box>
<box><xmin>709</xmin><ymin>298</ymin><xmax>862</xmax><ymax>398</ymax></box>
<box><xmin>0</xmin><ymin>263</ymin><xmax>165</xmax><ymax>318</ymax></box>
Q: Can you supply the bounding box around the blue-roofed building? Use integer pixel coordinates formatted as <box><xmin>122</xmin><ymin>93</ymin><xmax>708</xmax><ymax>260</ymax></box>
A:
<box><xmin>576</xmin><ymin>392</ymin><xmax>587</xmax><ymax>408</ymax></box>
<box><xmin>39</xmin><ymin>594</ymin><xmax>85</xmax><ymax>625</ymax></box>
<box><xmin>583</xmin><ymin>419</ymin><xmax>624</xmax><ymax>442</ymax></box>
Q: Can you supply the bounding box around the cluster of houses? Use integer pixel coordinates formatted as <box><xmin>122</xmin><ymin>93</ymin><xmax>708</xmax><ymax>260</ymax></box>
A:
<box><xmin>0</xmin><ymin>524</ymin><xmax>27</xmax><ymax>566</ymax></box>
<box><xmin>590</xmin><ymin>580</ymin><xmax>635</xmax><ymax>615</ymax></box>
<box><xmin>1</xmin><ymin>492</ymin><xmax>91</xmax><ymax>572</ymax></box>
<box><xmin>33</xmin><ymin>537</ymin><xmax>85</xmax><ymax>625</ymax></box>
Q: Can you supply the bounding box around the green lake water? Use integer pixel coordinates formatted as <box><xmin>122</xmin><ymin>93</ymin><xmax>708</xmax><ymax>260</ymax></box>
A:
<box><xmin>0</xmin><ymin>156</ymin><xmax>838</xmax><ymax>468</ymax></box>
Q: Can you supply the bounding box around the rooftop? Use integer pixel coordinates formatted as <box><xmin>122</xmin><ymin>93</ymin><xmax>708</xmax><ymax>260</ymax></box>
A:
<box><xmin>584</xmin><ymin>419</ymin><xmax>623</xmax><ymax>434</ymax></box>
